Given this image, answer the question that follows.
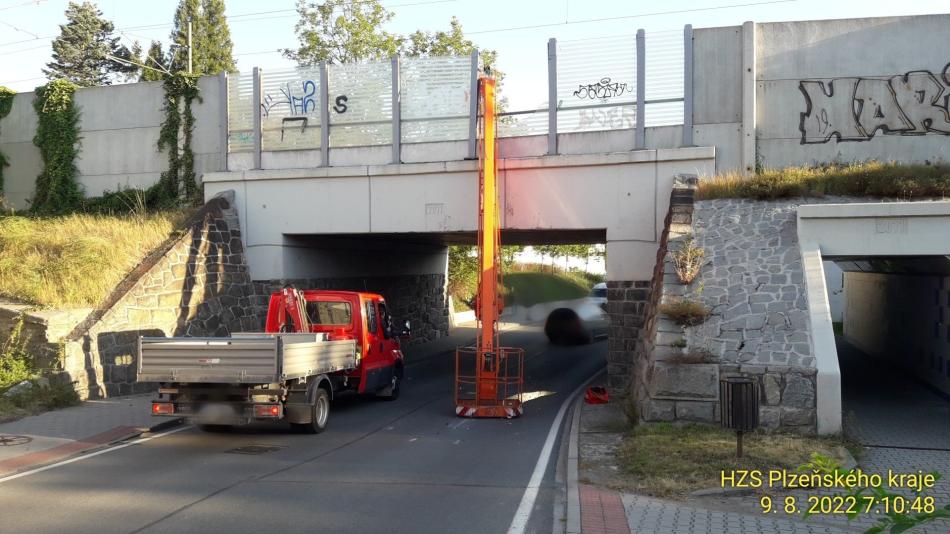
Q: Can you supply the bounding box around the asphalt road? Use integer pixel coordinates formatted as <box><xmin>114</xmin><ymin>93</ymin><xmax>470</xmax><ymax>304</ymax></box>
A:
<box><xmin>0</xmin><ymin>325</ymin><xmax>606</xmax><ymax>534</ymax></box>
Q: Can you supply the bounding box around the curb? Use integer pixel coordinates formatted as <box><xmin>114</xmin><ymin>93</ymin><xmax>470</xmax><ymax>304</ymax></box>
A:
<box><xmin>146</xmin><ymin>417</ymin><xmax>185</xmax><ymax>434</ymax></box>
<box><xmin>565</xmin><ymin>392</ymin><xmax>583</xmax><ymax>534</ymax></box>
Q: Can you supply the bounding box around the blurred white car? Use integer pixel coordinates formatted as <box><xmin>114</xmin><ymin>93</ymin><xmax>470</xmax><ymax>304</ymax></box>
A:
<box><xmin>587</xmin><ymin>282</ymin><xmax>607</xmax><ymax>309</ymax></box>
<box><xmin>544</xmin><ymin>282</ymin><xmax>609</xmax><ymax>345</ymax></box>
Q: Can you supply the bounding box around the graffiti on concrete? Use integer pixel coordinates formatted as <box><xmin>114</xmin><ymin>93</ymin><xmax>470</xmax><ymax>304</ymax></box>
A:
<box><xmin>573</xmin><ymin>77</ymin><xmax>632</xmax><ymax>100</ymax></box>
<box><xmin>799</xmin><ymin>63</ymin><xmax>950</xmax><ymax>144</ymax></box>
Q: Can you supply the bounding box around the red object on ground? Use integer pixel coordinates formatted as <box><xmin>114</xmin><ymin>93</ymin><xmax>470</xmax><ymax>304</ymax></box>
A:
<box><xmin>585</xmin><ymin>386</ymin><xmax>610</xmax><ymax>404</ymax></box>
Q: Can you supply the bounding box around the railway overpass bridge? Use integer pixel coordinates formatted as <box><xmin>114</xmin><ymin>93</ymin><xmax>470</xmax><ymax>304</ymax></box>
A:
<box><xmin>204</xmin><ymin>139</ymin><xmax>714</xmax><ymax>398</ymax></box>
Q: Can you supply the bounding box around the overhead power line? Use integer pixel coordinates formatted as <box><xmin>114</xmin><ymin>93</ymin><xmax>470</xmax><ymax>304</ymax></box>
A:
<box><xmin>466</xmin><ymin>0</ymin><xmax>798</xmax><ymax>34</ymax></box>
<box><xmin>0</xmin><ymin>0</ymin><xmax>458</xmax><ymax>50</ymax></box>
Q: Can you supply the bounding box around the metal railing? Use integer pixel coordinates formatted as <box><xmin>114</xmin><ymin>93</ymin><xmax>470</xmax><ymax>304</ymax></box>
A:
<box><xmin>226</xmin><ymin>25</ymin><xmax>694</xmax><ymax>166</ymax></box>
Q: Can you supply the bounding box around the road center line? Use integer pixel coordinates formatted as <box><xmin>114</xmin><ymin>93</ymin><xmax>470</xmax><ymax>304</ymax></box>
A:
<box><xmin>0</xmin><ymin>425</ymin><xmax>191</xmax><ymax>485</ymax></box>
<box><xmin>506</xmin><ymin>367</ymin><xmax>603</xmax><ymax>534</ymax></box>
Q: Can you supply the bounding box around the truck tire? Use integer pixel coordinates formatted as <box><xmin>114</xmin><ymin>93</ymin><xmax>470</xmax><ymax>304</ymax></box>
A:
<box><xmin>294</xmin><ymin>388</ymin><xmax>330</xmax><ymax>434</ymax></box>
<box><xmin>377</xmin><ymin>365</ymin><xmax>402</xmax><ymax>401</ymax></box>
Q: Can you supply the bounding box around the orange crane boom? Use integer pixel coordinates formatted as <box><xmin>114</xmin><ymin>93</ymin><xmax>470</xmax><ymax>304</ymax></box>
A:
<box><xmin>454</xmin><ymin>76</ymin><xmax>525</xmax><ymax>418</ymax></box>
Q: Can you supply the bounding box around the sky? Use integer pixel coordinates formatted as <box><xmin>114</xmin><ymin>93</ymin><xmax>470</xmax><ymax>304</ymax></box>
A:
<box><xmin>1</xmin><ymin>0</ymin><xmax>948</xmax><ymax>110</ymax></box>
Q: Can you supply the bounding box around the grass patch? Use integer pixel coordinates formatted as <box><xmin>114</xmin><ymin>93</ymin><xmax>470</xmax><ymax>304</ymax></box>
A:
<box><xmin>660</xmin><ymin>298</ymin><xmax>710</xmax><ymax>326</ymax></box>
<box><xmin>0</xmin><ymin>211</ymin><xmax>189</xmax><ymax>308</ymax></box>
<box><xmin>618</xmin><ymin>423</ymin><xmax>849</xmax><ymax>498</ymax></box>
<box><xmin>502</xmin><ymin>271</ymin><xmax>590</xmax><ymax>307</ymax></box>
<box><xmin>697</xmin><ymin>161</ymin><xmax>950</xmax><ymax>200</ymax></box>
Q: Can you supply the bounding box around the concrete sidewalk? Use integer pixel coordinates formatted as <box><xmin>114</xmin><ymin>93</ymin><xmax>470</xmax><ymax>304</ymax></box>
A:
<box><xmin>0</xmin><ymin>394</ymin><xmax>172</xmax><ymax>477</ymax></box>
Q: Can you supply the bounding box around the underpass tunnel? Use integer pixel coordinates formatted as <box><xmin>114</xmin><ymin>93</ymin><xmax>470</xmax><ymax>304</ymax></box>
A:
<box><xmin>823</xmin><ymin>256</ymin><xmax>950</xmax><ymax>447</ymax></box>
<box><xmin>266</xmin><ymin>230</ymin><xmax>609</xmax><ymax>346</ymax></box>
<box><xmin>268</xmin><ymin>233</ymin><xmax>455</xmax><ymax>345</ymax></box>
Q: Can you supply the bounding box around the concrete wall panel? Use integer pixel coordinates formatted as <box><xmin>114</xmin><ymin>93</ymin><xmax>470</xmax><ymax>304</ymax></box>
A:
<box><xmin>693</xmin><ymin>26</ymin><xmax>742</xmax><ymax>126</ymax></box>
<box><xmin>755</xmin><ymin>14</ymin><xmax>950</xmax><ymax>167</ymax></box>
<box><xmin>0</xmin><ymin>93</ymin><xmax>41</xmax><ymax>208</ymax></box>
<box><xmin>370</xmin><ymin>171</ymin><xmax>477</xmax><ymax>233</ymax></box>
<box><xmin>694</xmin><ymin>122</ymin><xmax>742</xmax><ymax>172</ymax></box>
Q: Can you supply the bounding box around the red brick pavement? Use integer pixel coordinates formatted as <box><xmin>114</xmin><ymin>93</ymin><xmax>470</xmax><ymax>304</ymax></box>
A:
<box><xmin>0</xmin><ymin>425</ymin><xmax>140</xmax><ymax>477</ymax></box>
<box><xmin>579</xmin><ymin>483</ymin><xmax>631</xmax><ymax>534</ymax></box>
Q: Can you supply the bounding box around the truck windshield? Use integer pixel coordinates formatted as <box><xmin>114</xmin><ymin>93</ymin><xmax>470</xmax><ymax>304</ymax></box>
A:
<box><xmin>306</xmin><ymin>301</ymin><xmax>352</xmax><ymax>326</ymax></box>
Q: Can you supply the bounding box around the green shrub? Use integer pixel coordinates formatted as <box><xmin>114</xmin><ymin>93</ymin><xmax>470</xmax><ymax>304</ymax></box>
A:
<box><xmin>0</xmin><ymin>315</ymin><xmax>34</xmax><ymax>390</ymax></box>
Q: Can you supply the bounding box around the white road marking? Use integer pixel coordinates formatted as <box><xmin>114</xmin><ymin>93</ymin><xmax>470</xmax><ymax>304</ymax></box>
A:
<box><xmin>506</xmin><ymin>370</ymin><xmax>602</xmax><ymax>534</ymax></box>
<box><xmin>0</xmin><ymin>424</ymin><xmax>191</xmax><ymax>485</ymax></box>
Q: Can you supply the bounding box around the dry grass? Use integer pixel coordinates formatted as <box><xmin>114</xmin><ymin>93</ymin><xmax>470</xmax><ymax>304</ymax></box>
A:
<box><xmin>618</xmin><ymin>423</ymin><xmax>849</xmax><ymax>498</ymax></box>
<box><xmin>670</xmin><ymin>237</ymin><xmax>705</xmax><ymax>285</ymax></box>
<box><xmin>0</xmin><ymin>211</ymin><xmax>189</xmax><ymax>308</ymax></box>
<box><xmin>660</xmin><ymin>298</ymin><xmax>710</xmax><ymax>326</ymax></box>
<box><xmin>697</xmin><ymin>161</ymin><xmax>950</xmax><ymax>200</ymax></box>
<box><xmin>663</xmin><ymin>349</ymin><xmax>715</xmax><ymax>364</ymax></box>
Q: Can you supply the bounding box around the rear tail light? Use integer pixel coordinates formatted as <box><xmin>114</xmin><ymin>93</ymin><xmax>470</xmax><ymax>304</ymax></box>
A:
<box><xmin>254</xmin><ymin>404</ymin><xmax>282</xmax><ymax>418</ymax></box>
<box><xmin>152</xmin><ymin>402</ymin><xmax>174</xmax><ymax>415</ymax></box>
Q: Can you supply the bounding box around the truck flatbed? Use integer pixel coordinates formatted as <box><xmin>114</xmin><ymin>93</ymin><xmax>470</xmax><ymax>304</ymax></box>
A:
<box><xmin>137</xmin><ymin>333</ymin><xmax>357</xmax><ymax>384</ymax></box>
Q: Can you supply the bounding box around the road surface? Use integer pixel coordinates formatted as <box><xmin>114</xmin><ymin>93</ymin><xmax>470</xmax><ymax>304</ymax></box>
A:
<box><xmin>0</xmin><ymin>325</ymin><xmax>605</xmax><ymax>534</ymax></box>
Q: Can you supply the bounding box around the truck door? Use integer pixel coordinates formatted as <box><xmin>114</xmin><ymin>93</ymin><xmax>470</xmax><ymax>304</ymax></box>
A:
<box><xmin>360</xmin><ymin>298</ymin><xmax>387</xmax><ymax>393</ymax></box>
<box><xmin>376</xmin><ymin>300</ymin><xmax>401</xmax><ymax>365</ymax></box>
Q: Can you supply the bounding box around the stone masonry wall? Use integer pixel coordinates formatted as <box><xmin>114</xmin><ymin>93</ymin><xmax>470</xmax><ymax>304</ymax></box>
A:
<box><xmin>250</xmin><ymin>274</ymin><xmax>449</xmax><ymax>347</ymax></box>
<box><xmin>644</xmin><ymin>197</ymin><xmax>822</xmax><ymax>432</ymax></box>
<box><xmin>0</xmin><ymin>303</ymin><xmax>91</xmax><ymax>373</ymax></box>
<box><xmin>62</xmin><ymin>191</ymin><xmax>257</xmax><ymax>398</ymax></box>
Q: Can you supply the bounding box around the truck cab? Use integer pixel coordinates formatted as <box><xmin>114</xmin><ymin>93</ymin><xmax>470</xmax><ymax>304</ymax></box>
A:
<box><xmin>264</xmin><ymin>290</ymin><xmax>407</xmax><ymax>397</ymax></box>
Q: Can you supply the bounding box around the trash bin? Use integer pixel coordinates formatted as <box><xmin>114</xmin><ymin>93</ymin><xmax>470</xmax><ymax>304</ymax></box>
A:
<box><xmin>720</xmin><ymin>377</ymin><xmax>759</xmax><ymax>457</ymax></box>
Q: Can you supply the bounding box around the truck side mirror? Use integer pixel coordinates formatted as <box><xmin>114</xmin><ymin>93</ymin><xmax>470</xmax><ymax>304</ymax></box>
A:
<box><xmin>399</xmin><ymin>320</ymin><xmax>411</xmax><ymax>338</ymax></box>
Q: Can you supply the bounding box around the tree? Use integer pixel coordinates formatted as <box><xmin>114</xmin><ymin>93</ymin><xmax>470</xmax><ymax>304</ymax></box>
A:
<box><xmin>404</xmin><ymin>16</ymin><xmax>498</xmax><ymax>74</ymax></box>
<box><xmin>141</xmin><ymin>41</ymin><xmax>170</xmax><ymax>82</ymax></box>
<box><xmin>199</xmin><ymin>0</ymin><xmax>236</xmax><ymax>74</ymax></box>
<box><xmin>168</xmin><ymin>0</ymin><xmax>235</xmax><ymax>75</ymax></box>
<box><xmin>282</xmin><ymin>0</ymin><xmax>402</xmax><ymax>65</ymax></box>
<box><xmin>44</xmin><ymin>1</ymin><xmax>137</xmax><ymax>86</ymax></box>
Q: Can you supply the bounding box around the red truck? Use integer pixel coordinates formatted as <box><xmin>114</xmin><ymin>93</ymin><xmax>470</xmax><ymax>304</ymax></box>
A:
<box><xmin>137</xmin><ymin>288</ymin><xmax>408</xmax><ymax>433</ymax></box>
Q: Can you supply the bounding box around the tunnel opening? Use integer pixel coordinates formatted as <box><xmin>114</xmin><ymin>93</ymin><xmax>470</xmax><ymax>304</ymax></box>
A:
<box><xmin>823</xmin><ymin>256</ymin><xmax>950</xmax><ymax>451</ymax></box>
<box><xmin>259</xmin><ymin>230</ymin><xmax>609</xmax><ymax>346</ymax></box>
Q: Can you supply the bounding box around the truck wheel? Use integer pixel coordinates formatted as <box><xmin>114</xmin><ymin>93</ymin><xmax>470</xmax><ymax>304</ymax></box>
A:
<box><xmin>294</xmin><ymin>388</ymin><xmax>330</xmax><ymax>434</ymax></box>
<box><xmin>378</xmin><ymin>367</ymin><xmax>401</xmax><ymax>401</ymax></box>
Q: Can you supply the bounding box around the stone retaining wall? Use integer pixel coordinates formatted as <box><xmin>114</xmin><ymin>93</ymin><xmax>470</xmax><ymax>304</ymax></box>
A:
<box><xmin>62</xmin><ymin>192</ymin><xmax>256</xmax><ymax>398</ymax></box>
<box><xmin>642</xmin><ymin>197</ymin><xmax>827</xmax><ymax>432</ymax></box>
<box><xmin>0</xmin><ymin>303</ymin><xmax>90</xmax><ymax>372</ymax></box>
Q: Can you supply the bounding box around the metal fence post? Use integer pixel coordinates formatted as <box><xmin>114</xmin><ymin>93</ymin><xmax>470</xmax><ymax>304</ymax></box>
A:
<box><xmin>392</xmin><ymin>55</ymin><xmax>401</xmax><ymax>164</ymax></box>
<box><xmin>467</xmin><ymin>49</ymin><xmax>479</xmax><ymax>160</ymax></box>
<box><xmin>252</xmin><ymin>67</ymin><xmax>262</xmax><ymax>169</ymax></box>
<box><xmin>683</xmin><ymin>24</ymin><xmax>694</xmax><ymax>147</ymax></box>
<box><xmin>547</xmin><ymin>38</ymin><xmax>558</xmax><ymax>156</ymax></box>
<box><xmin>219</xmin><ymin>71</ymin><xmax>229</xmax><ymax>171</ymax></box>
<box><xmin>635</xmin><ymin>30</ymin><xmax>646</xmax><ymax>149</ymax></box>
<box><xmin>320</xmin><ymin>61</ymin><xmax>330</xmax><ymax>167</ymax></box>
